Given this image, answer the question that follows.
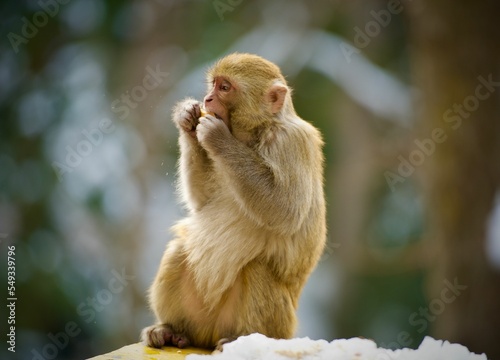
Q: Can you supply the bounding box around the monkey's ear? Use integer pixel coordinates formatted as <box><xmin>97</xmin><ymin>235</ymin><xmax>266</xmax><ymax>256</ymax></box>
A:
<box><xmin>267</xmin><ymin>83</ymin><xmax>288</xmax><ymax>114</ymax></box>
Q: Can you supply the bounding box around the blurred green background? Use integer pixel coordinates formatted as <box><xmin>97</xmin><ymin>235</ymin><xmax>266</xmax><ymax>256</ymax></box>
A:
<box><xmin>1</xmin><ymin>0</ymin><xmax>500</xmax><ymax>359</ymax></box>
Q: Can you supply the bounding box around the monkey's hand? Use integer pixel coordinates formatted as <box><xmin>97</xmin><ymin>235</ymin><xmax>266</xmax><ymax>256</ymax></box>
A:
<box><xmin>196</xmin><ymin>114</ymin><xmax>232</xmax><ymax>152</ymax></box>
<box><xmin>172</xmin><ymin>98</ymin><xmax>202</xmax><ymax>139</ymax></box>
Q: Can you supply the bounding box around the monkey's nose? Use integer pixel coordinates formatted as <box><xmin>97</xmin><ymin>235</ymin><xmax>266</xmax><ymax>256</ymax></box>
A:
<box><xmin>204</xmin><ymin>96</ymin><xmax>213</xmax><ymax>105</ymax></box>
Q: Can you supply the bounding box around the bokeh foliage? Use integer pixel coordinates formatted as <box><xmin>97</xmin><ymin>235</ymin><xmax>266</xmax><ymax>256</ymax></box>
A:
<box><xmin>1</xmin><ymin>0</ymin><xmax>499</xmax><ymax>359</ymax></box>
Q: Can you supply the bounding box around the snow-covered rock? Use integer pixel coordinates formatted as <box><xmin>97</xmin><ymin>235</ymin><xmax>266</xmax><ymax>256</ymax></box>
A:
<box><xmin>186</xmin><ymin>333</ymin><xmax>487</xmax><ymax>360</ymax></box>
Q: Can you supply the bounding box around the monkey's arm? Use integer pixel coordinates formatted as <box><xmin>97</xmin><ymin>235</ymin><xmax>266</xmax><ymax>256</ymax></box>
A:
<box><xmin>177</xmin><ymin>133</ymin><xmax>213</xmax><ymax>212</ymax></box>
<box><xmin>173</xmin><ymin>99</ymin><xmax>213</xmax><ymax>212</ymax></box>
<box><xmin>198</xmin><ymin>117</ymin><xmax>322</xmax><ymax>234</ymax></box>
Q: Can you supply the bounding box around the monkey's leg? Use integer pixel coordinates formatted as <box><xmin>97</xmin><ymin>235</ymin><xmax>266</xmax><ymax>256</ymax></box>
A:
<box><xmin>142</xmin><ymin>238</ymin><xmax>193</xmax><ymax>349</ymax></box>
<box><xmin>215</xmin><ymin>337</ymin><xmax>237</xmax><ymax>352</ymax></box>
<box><xmin>215</xmin><ymin>261</ymin><xmax>298</xmax><ymax>351</ymax></box>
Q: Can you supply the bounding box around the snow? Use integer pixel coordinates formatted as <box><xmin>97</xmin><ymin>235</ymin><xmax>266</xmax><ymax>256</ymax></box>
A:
<box><xmin>186</xmin><ymin>333</ymin><xmax>487</xmax><ymax>360</ymax></box>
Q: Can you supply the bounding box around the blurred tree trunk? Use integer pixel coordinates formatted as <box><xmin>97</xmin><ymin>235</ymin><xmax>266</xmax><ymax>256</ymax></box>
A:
<box><xmin>408</xmin><ymin>1</ymin><xmax>500</xmax><ymax>358</ymax></box>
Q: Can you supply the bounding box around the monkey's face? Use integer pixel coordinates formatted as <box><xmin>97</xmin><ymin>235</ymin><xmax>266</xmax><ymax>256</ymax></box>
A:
<box><xmin>203</xmin><ymin>76</ymin><xmax>235</xmax><ymax>128</ymax></box>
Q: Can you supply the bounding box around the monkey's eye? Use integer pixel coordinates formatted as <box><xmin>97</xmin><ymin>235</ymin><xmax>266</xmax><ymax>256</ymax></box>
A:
<box><xmin>219</xmin><ymin>81</ymin><xmax>231</xmax><ymax>92</ymax></box>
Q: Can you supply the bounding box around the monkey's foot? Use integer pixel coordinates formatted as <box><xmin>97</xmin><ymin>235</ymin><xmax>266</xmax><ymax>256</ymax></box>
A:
<box><xmin>215</xmin><ymin>337</ymin><xmax>237</xmax><ymax>352</ymax></box>
<box><xmin>141</xmin><ymin>324</ymin><xmax>191</xmax><ymax>349</ymax></box>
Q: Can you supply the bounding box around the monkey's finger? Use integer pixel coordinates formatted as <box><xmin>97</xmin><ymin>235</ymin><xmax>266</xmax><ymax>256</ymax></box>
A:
<box><xmin>187</xmin><ymin>107</ymin><xmax>198</xmax><ymax>121</ymax></box>
<box><xmin>198</xmin><ymin>116</ymin><xmax>215</xmax><ymax>128</ymax></box>
<box><xmin>200</xmin><ymin>114</ymin><xmax>220</xmax><ymax>124</ymax></box>
<box><xmin>189</xmin><ymin>103</ymin><xmax>201</xmax><ymax>119</ymax></box>
<box><xmin>199</xmin><ymin>116</ymin><xmax>230</xmax><ymax>138</ymax></box>
<box><xmin>193</xmin><ymin>104</ymin><xmax>201</xmax><ymax>119</ymax></box>
<box><xmin>179</xmin><ymin>119</ymin><xmax>197</xmax><ymax>135</ymax></box>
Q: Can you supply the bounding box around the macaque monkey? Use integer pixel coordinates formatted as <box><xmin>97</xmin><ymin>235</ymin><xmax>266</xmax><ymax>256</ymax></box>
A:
<box><xmin>141</xmin><ymin>53</ymin><xmax>326</xmax><ymax>350</ymax></box>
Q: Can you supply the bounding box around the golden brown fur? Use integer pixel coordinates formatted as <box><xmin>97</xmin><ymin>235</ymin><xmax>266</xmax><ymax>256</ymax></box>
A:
<box><xmin>141</xmin><ymin>53</ymin><xmax>326</xmax><ymax>349</ymax></box>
